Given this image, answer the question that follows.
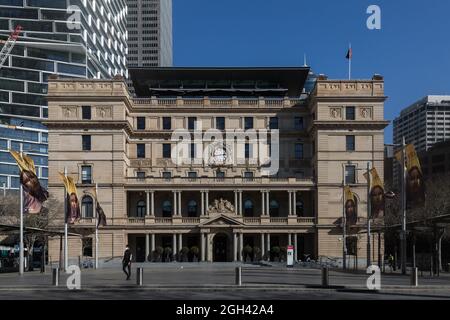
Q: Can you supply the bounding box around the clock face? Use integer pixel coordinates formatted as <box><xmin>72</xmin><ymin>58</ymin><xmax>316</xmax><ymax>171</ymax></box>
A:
<box><xmin>209</xmin><ymin>143</ymin><xmax>229</xmax><ymax>166</ymax></box>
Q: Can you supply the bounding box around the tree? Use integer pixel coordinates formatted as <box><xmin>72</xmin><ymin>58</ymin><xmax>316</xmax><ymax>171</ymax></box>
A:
<box><xmin>0</xmin><ymin>192</ymin><xmax>63</xmax><ymax>269</ymax></box>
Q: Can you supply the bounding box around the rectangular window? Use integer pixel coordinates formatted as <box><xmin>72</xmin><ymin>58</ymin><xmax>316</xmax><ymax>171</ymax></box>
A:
<box><xmin>188</xmin><ymin>171</ymin><xmax>197</xmax><ymax>178</ymax></box>
<box><xmin>81</xmin><ymin>166</ymin><xmax>92</xmax><ymax>184</ymax></box>
<box><xmin>244</xmin><ymin>117</ymin><xmax>254</xmax><ymax>130</ymax></box>
<box><xmin>269</xmin><ymin>117</ymin><xmax>278</xmax><ymax>129</ymax></box>
<box><xmin>245</xmin><ymin>143</ymin><xmax>250</xmax><ymax>159</ymax></box>
<box><xmin>162</xmin><ymin>143</ymin><xmax>171</xmax><ymax>158</ymax></box>
<box><xmin>82</xmin><ymin>135</ymin><xmax>91</xmax><ymax>151</ymax></box>
<box><xmin>190</xmin><ymin>143</ymin><xmax>195</xmax><ymax>159</ymax></box>
<box><xmin>216</xmin><ymin>171</ymin><xmax>225</xmax><ymax>179</ymax></box>
<box><xmin>137</xmin><ymin>117</ymin><xmax>145</xmax><ymax>130</ymax></box>
<box><xmin>346</xmin><ymin>135</ymin><xmax>355</xmax><ymax>151</ymax></box>
<box><xmin>346</xmin><ymin>107</ymin><xmax>355</xmax><ymax>120</ymax></box>
<box><xmin>295</xmin><ymin>143</ymin><xmax>304</xmax><ymax>160</ymax></box>
<box><xmin>216</xmin><ymin>117</ymin><xmax>225</xmax><ymax>130</ymax></box>
<box><xmin>162</xmin><ymin>171</ymin><xmax>171</xmax><ymax>179</ymax></box>
<box><xmin>294</xmin><ymin>117</ymin><xmax>304</xmax><ymax>130</ymax></box>
<box><xmin>136</xmin><ymin>171</ymin><xmax>145</xmax><ymax>180</ymax></box>
<box><xmin>82</xmin><ymin>106</ymin><xmax>91</xmax><ymax>120</ymax></box>
<box><xmin>345</xmin><ymin>165</ymin><xmax>356</xmax><ymax>184</ymax></box>
<box><xmin>162</xmin><ymin>117</ymin><xmax>171</xmax><ymax>130</ymax></box>
<box><xmin>137</xmin><ymin>144</ymin><xmax>145</xmax><ymax>158</ymax></box>
<box><xmin>244</xmin><ymin>171</ymin><xmax>254</xmax><ymax>180</ymax></box>
<box><xmin>188</xmin><ymin>117</ymin><xmax>197</xmax><ymax>130</ymax></box>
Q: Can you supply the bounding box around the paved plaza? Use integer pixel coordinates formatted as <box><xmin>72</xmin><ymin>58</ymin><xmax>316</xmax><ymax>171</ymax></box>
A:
<box><xmin>0</xmin><ymin>263</ymin><xmax>449</xmax><ymax>300</ymax></box>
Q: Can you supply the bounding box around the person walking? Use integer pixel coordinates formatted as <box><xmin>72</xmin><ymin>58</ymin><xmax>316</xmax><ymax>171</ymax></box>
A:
<box><xmin>387</xmin><ymin>254</ymin><xmax>394</xmax><ymax>273</ymax></box>
<box><xmin>122</xmin><ymin>245</ymin><xmax>132</xmax><ymax>280</ymax></box>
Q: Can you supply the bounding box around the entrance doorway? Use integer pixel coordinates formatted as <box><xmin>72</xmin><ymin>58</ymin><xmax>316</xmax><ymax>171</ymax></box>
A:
<box><xmin>136</xmin><ymin>236</ymin><xmax>146</xmax><ymax>262</ymax></box>
<box><xmin>213</xmin><ymin>234</ymin><xmax>228</xmax><ymax>262</ymax></box>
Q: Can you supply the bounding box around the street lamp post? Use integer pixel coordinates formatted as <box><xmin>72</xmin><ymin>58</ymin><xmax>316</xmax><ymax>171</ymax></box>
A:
<box><xmin>400</xmin><ymin>137</ymin><xmax>407</xmax><ymax>275</ymax></box>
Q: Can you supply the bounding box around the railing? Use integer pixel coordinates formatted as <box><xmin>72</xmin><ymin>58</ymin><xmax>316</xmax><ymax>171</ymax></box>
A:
<box><xmin>132</xmin><ymin>97</ymin><xmax>307</xmax><ymax>108</ymax></box>
<box><xmin>297</xmin><ymin>217</ymin><xmax>316</xmax><ymax>224</ymax></box>
<box><xmin>181</xmin><ymin>217</ymin><xmax>201</xmax><ymax>224</ymax></box>
<box><xmin>128</xmin><ymin>217</ymin><xmax>145</xmax><ymax>224</ymax></box>
<box><xmin>78</xmin><ymin>218</ymin><xmax>95</xmax><ymax>225</ymax></box>
<box><xmin>269</xmin><ymin>217</ymin><xmax>288</xmax><ymax>224</ymax></box>
<box><xmin>243</xmin><ymin>217</ymin><xmax>260</xmax><ymax>224</ymax></box>
<box><xmin>154</xmin><ymin>217</ymin><xmax>172</xmax><ymax>224</ymax></box>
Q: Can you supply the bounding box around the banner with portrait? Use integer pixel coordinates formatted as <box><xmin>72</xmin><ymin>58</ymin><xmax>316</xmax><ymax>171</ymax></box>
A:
<box><xmin>10</xmin><ymin>150</ymin><xmax>49</xmax><ymax>214</ymax></box>
<box><xmin>59</xmin><ymin>172</ymin><xmax>80</xmax><ymax>224</ymax></box>
<box><xmin>364</xmin><ymin>168</ymin><xmax>385</xmax><ymax>219</ymax></box>
<box><xmin>395</xmin><ymin>144</ymin><xmax>425</xmax><ymax>206</ymax></box>
<box><xmin>344</xmin><ymin>186</ymin><xmax>357</xmax><ymax>226</ymax></box>
<box><xmin>92</xmin><ymin>188</ymin><xmax>107</xmax><ymax>228</ymax></box>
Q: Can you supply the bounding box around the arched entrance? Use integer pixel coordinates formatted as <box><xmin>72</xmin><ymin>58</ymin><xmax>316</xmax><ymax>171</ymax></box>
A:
<box><xmin>213</xmin><ymin>233</ymin><xmax>228</xmax><ymax>262</ymax></box>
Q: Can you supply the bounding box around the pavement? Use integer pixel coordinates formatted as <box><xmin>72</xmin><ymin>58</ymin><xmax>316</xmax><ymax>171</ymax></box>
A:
<box><xmin>0</xmin><ymin>263</ymin><xmax>449</xmax><ymax>300</ymax></box>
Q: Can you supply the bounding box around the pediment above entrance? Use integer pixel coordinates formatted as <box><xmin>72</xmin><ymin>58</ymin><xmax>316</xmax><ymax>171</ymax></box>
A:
<box><xmin>199</xmin><ymin>214</ymin><xmax>244</xmax><ymax>227</ymax></box>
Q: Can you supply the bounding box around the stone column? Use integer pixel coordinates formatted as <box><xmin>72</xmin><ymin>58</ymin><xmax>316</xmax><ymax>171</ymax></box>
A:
<box><xmin>266</xmin><ymin>234</ymin><xmax>271</xmax><ymax>260</ymax></box>
<box><xmin>178</xmin><ymin>191</ymin><xmax>182</xmax><ymax>216</ymax></box>
<box><xmin>266</xmin><ymin>190</ymin><xmax>270</xmax><ymax>216</ymax></box>
<box><xmin>146</xmin><ymin>191</ymin><xmax>150</xmax><ymax>216</ymax></box>
<box><xmin>205</xmin><ymin>191</ymin><xmax>209</xmax><ymax>215</ymax></box>
<box><xmin>178</xmin><ymin>234</ymin><xmax>182</xmax><ymax>253</ymax></box>
<box><xmin>261</xmin><ymin>191</ymin><xmax>266</xmax><ymax>216</ymax></box>
<box><xmin>239</xmin><ymin>233</ymin><xmax>243</xmax><ymax>262</ymax></box>
<box><xmin>233</xmin><ymin>233</ymin><xmax>238</xmax><ymax>262</ymax></box>
<box><xmin>172</xmin><ymin>234</ymin><xmax>177</xmax><ymax>259</ymax></box>
<box><xmin>234</xmin><ymin>191</ymin><xmax>239</xmax><ymax>215</ymax></box>
<box><xmin>293</xmin><ymin>191</ymin><xmax>297</xmax><ymax>216</ymax></box>
<box><xmin>150</xmin><ymin>191</ymin><xmax>155</xmax><ymax>216</ymax></box>
<box><xmin>151</xmin><ymin>234</ymin><xmax>155</xmax><ymax>252</ymax></box>
<box><xmin>201</xmin><ymin>233</ymin><xmax>205</xmax><ymax>262</ymax></box>
<box><xmin>173</xmin><ymin>191</ymin><xmax>177</xmax><ymax>217</ymax></box>
<box><xmin>239</xmin><ymin>191</ymin><xmax>243</xmax><ymax>215</ymax></box>
<box><xmin>206</xmin><ymin>234</ymin><xmax>211</xmax><ymax>262</ymax></box>
<box><xmin>288</xmin><ymin>191</ymin><xmax>292</xmax><ymax>216</ymax></box>
<box><xmin>288</xmin><ymin>233</ymin><xmax>292</xmax><ymax>246</ymax></box>
<box><xmin>261</xmin><ymin>233</ymin><xmax>265</xmax><ymax>258</ymax></box>
<box><xmin>145</xmin><ymin>234</ymin><xmax>150</xmax><ymax>261</ymax></box>
<box><xmin>294</xmin><ymin>233</ymin><xmax>298</xmax><ymax>262</ymax></box>
<box><xmin>201</xmin><ymin>191</ymin><xmax>205</xmax><ymax>216</ymax></box>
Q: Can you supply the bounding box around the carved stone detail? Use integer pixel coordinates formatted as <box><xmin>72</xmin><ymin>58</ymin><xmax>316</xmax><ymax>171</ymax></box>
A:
<box><xmin>330</xmin><ymin>107</ymin><xmax>342</xmax><ymax>119</ymax></box>
<box><xmin>207</xmin><ymin>198</ymin><xmax>235</xmax><ymax>214</ymax></box>
<box><xmin>96</xmin><ymin>106</ymin><xmax>112</xmax><ymax>119</ymax></box>
<box><xmin>62</xmin><ymin>106</ymin><xmax>78</xmax><ymax>119</ymax></box>
<box><xmin>360</xmin><ymin>107</ymin><xmax>372</xmax><ymax>119</ymax></box>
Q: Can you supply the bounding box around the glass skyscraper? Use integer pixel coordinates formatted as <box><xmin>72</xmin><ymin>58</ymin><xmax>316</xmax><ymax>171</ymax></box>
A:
<box><xmin>0</xmin><ymin>0</ymin><xmax>128</xmax><ymax>190</ymax></box>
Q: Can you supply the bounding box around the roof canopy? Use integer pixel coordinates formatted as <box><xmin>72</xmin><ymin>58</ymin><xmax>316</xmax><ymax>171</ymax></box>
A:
<box><xmin>129</xmin><ymin>67</ymin><xmax>310</xmax><ymax>97</ymax></box>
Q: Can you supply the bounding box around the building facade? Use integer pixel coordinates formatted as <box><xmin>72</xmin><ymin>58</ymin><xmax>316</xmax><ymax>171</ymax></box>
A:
<box><xmin>0</xmin><ymin>0</ymin><xmax>128</xmax><ymax>191</ymax></box>
<box><xmin>127</xmin><ymin>0</ymin><xmax>173</xmax><ymax>68</ymax></box>
<box><xmin>45</xmin><ymin>68</ymin><xmax>387</xmax><ymax>266</ymax></box>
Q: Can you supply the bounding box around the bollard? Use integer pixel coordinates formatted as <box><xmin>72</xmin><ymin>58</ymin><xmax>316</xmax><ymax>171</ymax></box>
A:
<box><xmin>235</xmin><ymin>267</ymin><xmax>242</xmax><ymax>286</ymax></box>
<box><xmin>411</xmin><ymin>267</ymin><xmax>418</xmax><ymax>287</ymax></box>
<box><xmin>52</xmin><ymin>267</ymin><xmax>59</xmax><ymax>286</ymax></box>
<box><xmin>136</xmin><ymin>267</ymin><xmax>143</xmax><ymax>286</ymax></box>
<box><xmin>321</xmin><ymin>267</ymin><xmax>329</xmax><ymax>287</ymax></box>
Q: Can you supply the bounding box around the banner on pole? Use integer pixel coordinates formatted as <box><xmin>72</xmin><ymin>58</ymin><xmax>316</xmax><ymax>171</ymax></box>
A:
<box><xmin>59</xmin><ymin>172</ymin><xmax>80</xmax><ymax>224</ymax></box>
<box><xmin>364</xmin><ymin>168</ymin><xmax>385</xmax><ymax>219</ymax></box>
<box><xmin>10</xmin><ymin>150</ymin><xmax>49</xmax><ymax>214</ymax></box>
<box><xmin>344</xmin><ymin>186</ymin><xmax>357</xmax><ymax>226</ymax></box>
<box><xmin>395</xmin><ymin>144</ymin><xmax>425</xmax><ymax>206</ymax></box>
<box><xmin>92</xmin><ymin>187</ymin><xmax>107</xmax><ymax>228</ymax></box>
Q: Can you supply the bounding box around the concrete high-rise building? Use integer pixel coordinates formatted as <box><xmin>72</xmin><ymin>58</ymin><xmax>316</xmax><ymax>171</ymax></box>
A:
<box><xmin>127</xmin><ymin>0</ymin><xmax>173</xmax><ymax>68</ymax></box>
<box><xmin>393</xmin><ymin>96</ymin><xmax>450</xmax><ymax>153</ymax></box>
<box><xmin>0</xmin><ymin>0</ymin><xmax>128</xmax><ymax>190</ymax></box>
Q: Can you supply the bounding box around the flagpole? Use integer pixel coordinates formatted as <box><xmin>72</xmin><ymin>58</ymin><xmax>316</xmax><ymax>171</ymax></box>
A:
<box><xmin>19</xmin><ymin>143</ymin><xmax>24</xmax><ymax>275</ymax></box>
<box><xmin>401</xmin><ymin>137</ymin><xmax>407</xmax><ymax>275</ymax></box>
<box><xmin>342</xmin><ymin>165</ymin><xmax>347</xmax><ymax>270</ymax></box>
<box><xmin>64</xmin><ymin>167</ymin><xmax>68</xmax><ymax>272</ymax></box>
<box><xmin>95</xmin><ymin>183</ymin><xmax>98</xmax><ymax>270</ymax></box>
<box><xmin>348</xmin><ymin>43</ymin><xmax>352</xmax><ymax>80</ymax></box>
<box><xmin>366</xmin><ymin>162</ymin><xmax>371</xmax><ymax>268</ymax></box>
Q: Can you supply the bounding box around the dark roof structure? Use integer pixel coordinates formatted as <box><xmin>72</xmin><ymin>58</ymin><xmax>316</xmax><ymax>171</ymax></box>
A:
<box><xmin>129</xmin><ymin>67</ymin><xmax>311</xmax><ymax>97</ymax></box>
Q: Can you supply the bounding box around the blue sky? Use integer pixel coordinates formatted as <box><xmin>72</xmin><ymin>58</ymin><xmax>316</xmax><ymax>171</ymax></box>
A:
<box><xmin>173</xmin><ymin>0</ymin><xmax>450</xmax><ymax>143</ymax></box>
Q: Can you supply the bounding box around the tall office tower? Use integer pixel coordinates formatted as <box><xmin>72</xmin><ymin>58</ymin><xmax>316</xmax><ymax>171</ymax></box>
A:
<box><xmin>393</xmin><ymin>95</ymin><xmax>450</xmax><ymax>153</ymax></box>
<box><xmin>0</xmin><ymin>0</ymin><xmax>128</xmax><ymax>191</ymax></box>
<box><xmin>127</xmin><ymin>0</ymin><xmax>173</xmax><ymax>68</ymax></box>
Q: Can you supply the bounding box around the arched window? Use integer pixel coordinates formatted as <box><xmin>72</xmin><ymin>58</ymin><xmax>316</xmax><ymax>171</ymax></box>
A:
<box><xmin>244</xmin><ymin>200</ymin><xmax>254</xmax><ymax>217</ymax></box>
<box><xmin>187</xmin><ymin>200</ymin><xmax>197</xmax><ymax>217</ymax></box>
<box><xmin>136</xmin><ymin>200</ymin><xmax>146</xmax><ymax>217</ymax></box>
<box><xmin>162</xmin><ymin>200</ymin><xmax>172</xmax><ymax>217</ymax></box>
<box><xmin>81</xmin><ymin>196</ymin><xmax>94</xmax><ymax>218</ymax></box>
<box><xmin>296</xmin><ymin>199</ymin><xmax>304</xmax><ymax>216</ymax></box>
<box><xmin>269</xmin><ymin>200</ymin><xmax>279</xmax><ymax>217</ymax></box>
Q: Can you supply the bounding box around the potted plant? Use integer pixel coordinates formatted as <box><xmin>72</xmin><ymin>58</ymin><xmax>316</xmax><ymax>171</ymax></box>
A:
<box><xmin>243</xmin><ymin>245</ymin><xmax>253</xmax><ymax>262</ymax></box>
<box><xmin>190</xmin><ymin>246</ymin><xmax>200</xmax><ymax>262</ymax></box>
<box><xmin>181</xmin><ymin>246</ymin><xmax>190</xmax><ymax>262</ymax></box>
<box><xmin>164</xmin><ymin>247</ymin><xmax>173</xmax><ymax>262</ymax></box>
<box><xmin>280</xmin><ymin>246</ymin><xmax>287</xmax><ymax>262</ymax></box>
<box><xmin>253</xmin><ymin>246</ymin><xmax>261</xmax><ymax>261</ymax></box>
<box><xmin>154</xmin><ymin>246</ymin><xmax>163</xmax><ymax>262</ymax></box>
<box><xmin>271</xmin><ymin>246</ymin><xmax>280</xmax><ymax>262</ymax></box>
